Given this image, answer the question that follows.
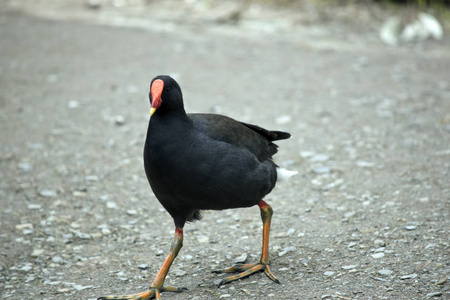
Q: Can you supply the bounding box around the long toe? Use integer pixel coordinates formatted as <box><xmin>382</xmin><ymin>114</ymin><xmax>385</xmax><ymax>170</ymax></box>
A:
<box><xmin>212</xmin><ymin>263</ymin><xmax>258</xmax><ymax>274</ymax></box>
<box><xmin>162</xmin><ymin>286</ymin><xmax>187</xmax><ymax>292</ymax></box>
<box><xmin>263</xmin><ymin>265</ymin><xmax>280</xmax><ymax>284</ymax></box>
<box><xmin>215</xmin><ymin>263</ymin><xmax>280</xmax><ymax>287</ymax></box>
<box><xmin>98</xmin><ymin>290</ymin><xmax>154</xmax><ymax>300</ymax></box>
<box><xmin>98</xmin><ymin>286</ymin><xmax>187</xmax><ymax>300</ymax></box>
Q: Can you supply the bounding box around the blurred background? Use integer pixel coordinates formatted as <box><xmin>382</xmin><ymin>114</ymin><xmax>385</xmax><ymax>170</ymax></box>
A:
<box><xmin>1</xmin><ymin>1</ymin><xmax>449</xmax><ymax>300</ymax></box>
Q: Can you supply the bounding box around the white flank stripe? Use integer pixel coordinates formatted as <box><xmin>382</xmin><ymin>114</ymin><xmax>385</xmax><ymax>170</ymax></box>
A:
<box><xmin>277</xmin><ymin>168</ymin><xmax>298</xmax><ymax>181</ymax></box>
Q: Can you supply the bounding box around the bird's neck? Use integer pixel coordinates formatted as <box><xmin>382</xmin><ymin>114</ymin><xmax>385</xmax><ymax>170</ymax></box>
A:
<box><xmin>148</xmin><ymin>110</ymin><xmax>192</xmax><ymax>135</ymax></box>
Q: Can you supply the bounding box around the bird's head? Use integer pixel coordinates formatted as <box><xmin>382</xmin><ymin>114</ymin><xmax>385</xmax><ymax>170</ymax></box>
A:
<box><xmin>149</xmin><ymin>75</ymin><xmax>183</xmax><ymax>117</ymax></box>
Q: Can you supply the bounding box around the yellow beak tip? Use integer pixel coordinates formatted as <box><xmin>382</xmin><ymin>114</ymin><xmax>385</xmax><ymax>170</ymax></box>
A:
<box><xmin>150</xmin><ymin>107</ymin><xmax>156</xmax><ymax>116</ymax></box>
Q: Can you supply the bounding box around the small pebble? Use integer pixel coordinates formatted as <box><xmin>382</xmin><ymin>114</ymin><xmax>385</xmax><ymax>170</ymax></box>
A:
<box><xmin>106</xmin><ymin>201</ymin><xmax>118</xmax><ymax>209</ymax></box>
<box><xmin>356</xmin><ymin>161</ymin><xmax>375</xmax><ymax>168</ymax></box>
<box><xmin>116</xmin><ymin>271</ymin><xmax>126</xmax><ymax>277</ymax></box>
<box><xmin>234</xmin><ymin>253</ymin><xmax>247</xmax><ymax>264</ymax></box>
<box><xmin>426</xmin><ymin>292</ymin><xmax>443</xmax><ymax>298</ymax></box>
<box><xmin>19</xmin><ymin>264</ymin><xmax>33</xmax><ymax>271</ymax></box>
<box><xmin>31</xmin><ymin>248</ymin><xmax>45</xmax><ymax>257</ymax></box>
<box><xmin>314</xmin><ymin>166</ymin><xmax>331</xmax><ymax>174</ymax></box>
<box><xmin>16</xmin><ymin>223</ymin><xmax>33</xmax><ymax>231</ymax></box>
<box><xmin>127</xmin><ymin>85</ymin><xmax>139</xmax><ymax>94</ymax></box>
<box><xmin>323</xmin><ymin>271</ymin><xmax>335</xmax><ymax>277</ymax></box>
<box><xmin>400</xmin><ymin>273</ymin><xmax>418</xmax><ymax>280</ymax></box>
<box><xmin>18</xmin><ymin>163</ymin><xmax>32</xmax><ymax>172</ymax></box>
<box><xmin>405</xmin><ymin>225</ymin><xmax>417</xmax><ymax>231</ymax></box>
<box><xmin>348</xmin><ymin>242</ymin><xmax>357</xmax><ymax>249</ymax></box>
<box><xmin>27</xmin><ymin>204</ymin><xmax>42</xmax><ymax>210</ymax></box>
<box><xmin>371</xmin><ymin>253</ymin><xmax>385</xmax><ymax>258</ymax></box>
<box><xmin>311</xmin><ymin>154</ymin><xmax>329</xmax><ymax>162</ymax></box>
<box><xmin>23</xmin><ymin>229</ymin><xmax>33</xmax><ymax>235</ymax></box>
<box><xmin>342</xmin><ymin>265</ymin><xmax>357</xmax><ymax>270</ymax></box>
<box><xmin>87</xmin><ymin>0</ymin><xmax>102</xmax><ymax>10</ymax></box>
<box><xmin>39</xmin><ymin>190</ymin><xmax>57</xmax><ymax>198</ymax></box>
<box><xmin>300</xmin><ymin>151</ymin><xmax>315</xmax><ymax>158</ymax></box>
<box><xmin>68</xmin><ymin>100</ymin><xmax>79</xmax><ymax>108</ymax></box>
<box><xmin>173</xmin><ymin>269</ymin><xmax>187</xmax><ymax>277</ymax></box>
<box><xmin>435</xmin><ymin>277</ymin><xmax>447</xmax><ymax>285</ymax></box>
<box><xmin>127</xmin><ymin>209</ymin><xmax>137</xmax><ymax>216</ymax></box>
<box><xmin>286</xmin><ymin>228</ymin><xmax>296</xmax><ymax>236</ymax></box>
<box><xmin>419</xmin><ymin>197</ymin><xmax>429</xmax><ymax>203</ymax></box>
<box><xmin>73</xmin><ymin>191</ymin><xmax>86</xmax><ymax>197</ymax></box>
<box><xmin>197</xmin><ymin>235</ymin><xmax>209</xmax><ymax>244</ymax></box>
<box><xmin>374</xmin><ymin>239</ymin><xmax>386</xmax><ymax>247</ymax></box>
<box><xmin>114</xmin><ymin>115</ymin><xmax>125</xmax><ymax>125</ymax></box>
<box><xmin>75</xmin><ymin>232</ymin><xmax>91</xmax><ymax>240</ymax></box>
<box><xmin>275</xmin><ymin>115</ymin><xmax>292</xmax><ymax>124</ymax></box>
<box><xmin>378</xmin><ymin>269</ymin><xmax>393</xmax><ymax>276</ymax></box>
<box><xmin>343</xmin><ymin>211</ymin><xmax>356</xmax><ymax>219</ymax></box>
<box><xmin>278</xmin><ymin>246</ymin><xmax>296</xmax><ymax>257</ymax></box>
<box><xmin>52</xmin><ymin>256</ymin><xmax>63</xmax><ymax>263</ymax></box>
<box><xmin>70</xmin><ymin>222</ymin><xmax>81</xmax><ymax>229</ymax></box>
<box><xmin>86</xmin><ymin>175</ymin><xmax>99</xmax><ymax>182</ymax></box>
<box><xmin>73</xmin><ymin>284</ymin><xmax>94</xmax><ymax>291</ymax></box>
<box><xmin>27</xmin><ymin>142</ymin><xmax>43</xmax><ymax>149</ymax></box>
<box><xmin>62</xmin><ymin>233</ymin><xmax>73</xmax><ymax>243</ymax></box>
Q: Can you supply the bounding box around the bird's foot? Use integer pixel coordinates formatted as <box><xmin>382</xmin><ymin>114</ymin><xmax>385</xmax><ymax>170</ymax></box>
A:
<box><xmin>212</xmin><ymin>263</ymin><xmax>280</xmax><ymax>287</ymax></box>
<box><xmin>98</xmin><ymin>286</ymin><xmax>187</xmax><ymax>300</ymax></box>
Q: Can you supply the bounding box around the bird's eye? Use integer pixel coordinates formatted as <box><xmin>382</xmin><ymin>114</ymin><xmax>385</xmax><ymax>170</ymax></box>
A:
<box><xmin>165</xmin><ymin>87</ymin><xmax>170</xmax><ymax>93</ymax></box>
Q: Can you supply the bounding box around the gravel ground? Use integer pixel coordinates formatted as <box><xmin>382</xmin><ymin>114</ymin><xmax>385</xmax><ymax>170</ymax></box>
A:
<box><xmin>1</xmin><ymin>1</ymin><xmax>449</xmax><ymax>299</ymax></box>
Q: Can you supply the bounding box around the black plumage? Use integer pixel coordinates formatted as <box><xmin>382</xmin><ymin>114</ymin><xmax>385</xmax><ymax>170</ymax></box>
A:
<box><xmin>144</xmin><ymin>76</ymin><xmax>289</xmax><ymax>228</ymax></box>
<box><xmin>99</xmin><ymin>75</ymin><xmax>291</xmax><ymax>300</ymax></box>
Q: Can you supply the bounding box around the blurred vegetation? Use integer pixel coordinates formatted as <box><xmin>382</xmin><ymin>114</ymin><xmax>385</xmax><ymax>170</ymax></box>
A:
<box><xmin>268</xmin><ymin>0</ymin><xmax>450</xmax><ymax>8</ymax></box>
<box><xmin>376</xmin><ymin>0</ymin><xmax>450</xmax><ymax>18</ymax></box>
<box><xmin>378</xmin><ymin>0</ymin><xmax>449</xmax><ymax>6</ymax></box>
<box><xmin>262</xmin><ymin>0</ymin><xmax>450</xmax><ymax>9</ymax></box>
<box><xmin>263</xmin><ymin>0</ymin><xmax>449</xmax><ymax>5</ymax></box>
<box><xmin>261</xmin><ymin>0</ymin><xmax>450</xmax><ymax>20</ymax></box>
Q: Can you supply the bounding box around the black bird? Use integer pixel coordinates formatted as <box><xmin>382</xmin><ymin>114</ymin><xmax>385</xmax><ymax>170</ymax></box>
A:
<box><xmin>99</xmin><ymin>75</ymin><xmax>293</xmax><ymax>300</ymax></box>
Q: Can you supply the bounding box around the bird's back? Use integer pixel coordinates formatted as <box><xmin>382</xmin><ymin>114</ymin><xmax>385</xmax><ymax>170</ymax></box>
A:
<box><xmin>188</xmin><ymin>113</ymin><xmax>290</xmax><ymax>162</ymax></box>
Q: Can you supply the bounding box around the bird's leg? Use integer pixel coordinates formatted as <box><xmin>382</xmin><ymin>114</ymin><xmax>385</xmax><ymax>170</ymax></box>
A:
<box><xmin>98</xmin><ymin>228</ymin><xmax>187</xmax><ymax>300</ymax></box>
<box><xmin>213</xmin><ymin>200</ymin><xmax>280</xmax><ymax>286</ymax></box>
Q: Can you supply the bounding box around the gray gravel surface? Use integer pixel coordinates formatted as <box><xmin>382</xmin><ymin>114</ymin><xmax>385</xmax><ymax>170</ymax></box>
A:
<box><xmin>1</xmin><ymin>1</ymin><xmax>449</xmax><ymax>299</ymax></box>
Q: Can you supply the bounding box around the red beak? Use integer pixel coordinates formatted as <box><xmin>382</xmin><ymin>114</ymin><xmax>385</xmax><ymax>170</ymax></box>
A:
<box><xmin>150</xmin><ymin>79</ymin><xmax>164</xmax><ymax>116</ymax></box>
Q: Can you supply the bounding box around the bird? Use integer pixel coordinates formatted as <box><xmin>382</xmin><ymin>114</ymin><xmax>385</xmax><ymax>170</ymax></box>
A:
<box><xmin>98</xmin><ymin>75</ymin><xmax>294</xmax><ymax>300</ymax></box>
